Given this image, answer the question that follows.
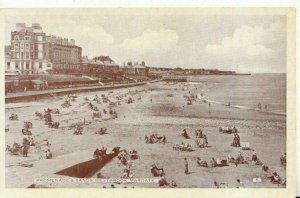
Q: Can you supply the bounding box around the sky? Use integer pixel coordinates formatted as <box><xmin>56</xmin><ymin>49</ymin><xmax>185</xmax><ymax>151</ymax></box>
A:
<box><xmin>5</xmin><ymin>13</ymin><xmax>286</xmax><ymax>73</ymax></box>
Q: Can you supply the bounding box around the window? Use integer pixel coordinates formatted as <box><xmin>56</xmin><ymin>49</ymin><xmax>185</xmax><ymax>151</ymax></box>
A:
<box><xmin>15</xmin><ymin>43</ymin><xmax>19</xmax><ymax>49</ymax></box>
<box><xmin>20</xmin><ymin>43</ymin><xmax>24</xmax><ymax>49</ymax></box>
<box><xmin>15</xmin><ymin>62</ymin><xmax>19</xmax><ymax>69</ymax></box>
<box><xmin>26</xmin><ymin>62</ymin><xmax>29</xmax><ymax>69</ymax></box>
<box><xmin>25</xmin><ymin>36</ymin><xmax>30</xmax><ymax>40</ymax></box>
<box><xmin>38</xmin><ymin>44</ymin><xmax>43</xmax><ymax>51</ymax></box>
<box><xmin>21</xmin><ymin>52</ymin><xmax>23</xmax><ymax>58</ymax></box>
<box><xmin>14</xmin><ymin>35</ymin><xmax>19</xmax><ymax>40</ymax></box>
<box><xmin>30</xmin><ymin>44</ymin><xmax>34</xmax><ymax>50</ymax></box>
<box><xmin>39</xmin><ymin>62</ymin><xmax>42</xmax><ymax>69</ymax></box>
<box><xmin>26</xmin><ymin>52</ymin><xmax>29</xmax><ymax>59</ymax></box>
<box><xmin>25</xmin><ymin>43</ymin><xmax>29</xmax><ymax>49</ymax></box>
<box><xmin>7</xmin><ymin>62</ymin><xmax>10</xmax><ymax>70</ymax></box>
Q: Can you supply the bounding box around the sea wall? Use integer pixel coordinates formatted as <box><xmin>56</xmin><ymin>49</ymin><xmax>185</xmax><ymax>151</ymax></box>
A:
<box><xmin>5</xmin><ymin>80</ymin><xmax>161</xmax><ymax>103</ymax></box>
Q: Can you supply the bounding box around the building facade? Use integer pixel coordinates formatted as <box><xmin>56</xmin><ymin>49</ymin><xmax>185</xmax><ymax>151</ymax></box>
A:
<box><xmin>6</xmin><ymin>23</ymin><xmax>52</xmax><ymax>74</ymax></box>
<box><xmin>122</xmin><ymin>61</ymin><xmax>149</xmax><ymax>76</ymax></box>
<box><xmin>92</xmin><ymin>56</ymin><xmax>119</xmax><ymax>72</ymax></box>
<box><xmin>5</xmin><ymin>23</ymin><xmax>81</xmax><ymax>74</ymax></box>
<box><xmin>46</xmin><ymin>36</ymin><xmax>82</xmax><ymax>73</ymax></box>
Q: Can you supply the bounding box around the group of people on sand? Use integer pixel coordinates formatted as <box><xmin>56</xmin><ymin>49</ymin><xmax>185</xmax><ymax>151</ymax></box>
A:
<box><xmin>150</xmin><ymin>164</ymin><xmax>177</xmax><ymax>187</ymax></box>
<box><xmin>93</xmin><ymin>147</ymin><xmax>107</xmax><ymax>159</ymax></box>
<box><xmin>195</xmin><ymin>129</ymin><xmax>208</xmax><ymax>148</ymax></box>
<box><xmin>74</xmin><ymin>125</ymin><xmax>83</xmax><ymax>135</ymax></box>
<box><xmin>194</xmin><ymin>129</ymin><xmax>204</xmax><ymax>138</ymax></box>
<box><xmin>257</xmin><ymin>103</ymin><xmax>268</xmax><ymax>111</ymax></box>
<box><xmin>261</xmin><ymin>153</ymin><xmax>286</xmax><ymax>185</ymax></box>
<box><xmin>196</xmin><ymin>156</ymin><xmax>227</xmax><ymax>168</ymax></box>
<box><xmin>118</xmin><ymin>149</ymin><xmax>139</xmax><ymax>179</ymax></box>
<box><xmin>118</xmin><ymin>149</ymin><xmax>138</xmax><ymax>167</ymax></box>
<box><xmin>42</xmin><ymin>149</ymin><xmax>53</xmax><ymax>159</ymax></box>
<box><xmin>145</xmin><ymin>134</ymin><xmax>166</xmax><ymax>144</ymax></box>
<box><xmin>7</xmin><ymin>129</ymin><xmax>37</xmax><ymax>157</ymax></box>
<box><xmin>9</xmin><ymin>113</ymin><xmax>18</xmax><ymax>120</ymax></box>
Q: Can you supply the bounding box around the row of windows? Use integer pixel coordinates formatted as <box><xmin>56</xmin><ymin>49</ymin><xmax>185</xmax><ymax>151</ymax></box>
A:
<box><xmin>13</xmin><ymin>35</ymin><xmax>43</xmax><ymax>41</ymax></box>
<box><xmin>8</xmin><ymin>62</ymin><xmax>44</xmax><ymax>70</ymax></box>
<box><xmin>13</xmin><ymin>43</ymin><xmax>33</xmax><ymax>49</ymax></box>
<box><xmin>13</xmin><ymin>52</ymin><xmax>36</xmax><ymax>59</ymax></box>
<box><xmin>55</xmin><ymin>64</ymin><xmax>78</xmax><ymax>70</ymax></box>
<box><xmin>53</xmin><ymin>52</ymin><xmax>80</xmax><ymax>64</ymax></box>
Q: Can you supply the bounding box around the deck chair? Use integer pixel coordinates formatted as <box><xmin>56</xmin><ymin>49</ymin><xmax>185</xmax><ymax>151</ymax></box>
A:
<box><xmin>241</xmin><ymin>142</ymin><xmax>251</xmax><ymax>150</ymax></box>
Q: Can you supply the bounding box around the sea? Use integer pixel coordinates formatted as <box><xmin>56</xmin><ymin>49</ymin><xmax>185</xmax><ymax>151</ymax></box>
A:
<box><xmin>188</xmin><ymin>74</ymin><xmax>286</xmax><ymax>114</ymax></box>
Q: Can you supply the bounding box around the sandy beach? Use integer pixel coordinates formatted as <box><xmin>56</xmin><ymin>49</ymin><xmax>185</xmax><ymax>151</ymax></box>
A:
<box><xmin>5</xmin><ymin>81</ymin><xmax>286</xmax><ymax>188</ymax></box>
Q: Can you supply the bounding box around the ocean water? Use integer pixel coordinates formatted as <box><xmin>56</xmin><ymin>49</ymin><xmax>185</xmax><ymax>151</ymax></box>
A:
<box><xmin>188</xmin><ymin>74</ymin><xmax>286</xmax><ymax>114</ymax></box>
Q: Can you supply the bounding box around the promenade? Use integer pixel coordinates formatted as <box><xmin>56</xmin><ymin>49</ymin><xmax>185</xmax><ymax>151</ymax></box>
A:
<box><xmin>5</xmin><ymin>80</ymin><xmax>161</xmax><ymax>103</ymax></box>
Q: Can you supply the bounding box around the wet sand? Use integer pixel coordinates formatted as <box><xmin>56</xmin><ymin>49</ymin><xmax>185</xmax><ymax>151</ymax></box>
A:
<box><xmin>5</xmin><ymin>82</ymin><xmax>286</xmax><ymax>188</ymax></box>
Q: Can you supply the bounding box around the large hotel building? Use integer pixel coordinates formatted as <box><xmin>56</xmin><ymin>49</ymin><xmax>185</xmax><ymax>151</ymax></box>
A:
<box><xmin>5</xmin><ymin>23</ymin><xmax>81</xmax><ymax>74</ymax></box>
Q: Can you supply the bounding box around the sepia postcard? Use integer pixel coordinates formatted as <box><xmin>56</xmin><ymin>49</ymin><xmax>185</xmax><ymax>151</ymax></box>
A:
<box><xmin>0</xmin><ymin>8</ymin><xmax>296</xmax><ymax>198</ymax></box>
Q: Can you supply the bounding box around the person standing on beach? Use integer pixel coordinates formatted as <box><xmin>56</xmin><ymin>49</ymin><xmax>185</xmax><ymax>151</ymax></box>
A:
<box><xmin>208</xmin><ymin>103</ymin><xmax>211</xmax><ymax>114</ymax></box>
<box><xmin>258</xmin><ymin>103</ymin><xmax>262</xmax><ymax>110</ymax></box>
<box><xmin>184</xmin><ymin>158</ymin><xmax>189</xmax><ymax>174</ymax></box>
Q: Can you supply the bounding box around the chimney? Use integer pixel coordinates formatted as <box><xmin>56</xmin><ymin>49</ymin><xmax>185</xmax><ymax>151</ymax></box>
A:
<box><xmin>16</xmin><ymin>23</ymin><xmax>26</xmax><ymax>31</ymax></box>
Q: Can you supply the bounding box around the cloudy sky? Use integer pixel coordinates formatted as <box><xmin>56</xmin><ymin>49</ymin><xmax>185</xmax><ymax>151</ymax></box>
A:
<box><xmin>5</xmin><ymin>13</ymin><xmax>286</xmax><ymax>73</ymax></box>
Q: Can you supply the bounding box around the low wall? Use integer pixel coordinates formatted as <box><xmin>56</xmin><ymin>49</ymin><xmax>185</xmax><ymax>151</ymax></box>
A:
<box><xmin>5</xmin><ymin>80</ymin><xmax>159</xmax><ymax>103</ymax></box>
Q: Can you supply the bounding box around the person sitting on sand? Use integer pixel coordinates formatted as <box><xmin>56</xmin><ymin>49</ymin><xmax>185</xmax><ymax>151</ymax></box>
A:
<box><xmin>121</xmin><ymin>168</ymin><xmax>130</xmax><ymax>178</ymax></box>
<box><xmin>97</xmin><ymin>172</ymin><xmax>105</xmax><ymax>178</ymax></box>
<box><xmin>94</xmin><ymin>149</ymin><xmax>100</xmax><ymax>158</ymax></box>
<box><xmin>210</xmin><ymin>157</ymin><xmax>217</xmax><ymax>168</ymax></box>
<box><xmin>236</xmin><ymin>151</ymin><xmax>245</xmax><ymax>163</ymax></box>
<box><xmin>252</xmin><ymin>151</ymin><xmax>258</xmax><ymax>162</ymax></box>
<box><xmin>170</xmin><ymin>180</ymin><xmax>177</xmax><ymax>187</ymax></box>
<box><xmin>236</xmin><ymin>179</ymin><xmax>244</xmax><ymax>188</ymax></box>
<box><xmin>151</xmin><ymin>164</ymin><xmax>165</xmax><ymax>177</ymax></box>
<box><xmin>101</xmin><ymin>147</ymin><xmax>107</xmax><ymax>155</ymax></box>
<box><xmin>197</xmin><ymin>157</ymin><xmax>208</xmax><ymax>167</ymax></box>
<box><xmin>280</xmin><ymin>153</ymin><xmax>286</xmax><ymax>166</ymax></box>
<box><xmin>131</xmin><ymin>149</ymin><xmax>137</xmax><ymax>155</ymax></box>
<box><xmin>212</xmin><ymin>181</ymin><xmax>220</xmax><ymax>188</ymax></box>
<box><xmin>46</xmin><ymin>149</ymin><xmax>52</xmax><ymax>159</ymax></box>
<box><xmin>262</xmin><ymin>164</ymin><xmax>269</xmax><ymax>172</ymax></box>
<box><xmin>158</xmin><ymin>176</ymin><xmax>169</xmax><ymax>187</ymax></box>
<box><xmin>227</xmin><ymin>154</ymin><xmax>235</xmax><ymax>163</ymax></box>
<box><xmin>182</xmin><ymin>129</ymin><xmax>189</xmax><ymax>139</ymax></box>
<box><xmin>269</xmin><ymin>172</ymin><xmax>282</xmax><ymax>184</ymax></box>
